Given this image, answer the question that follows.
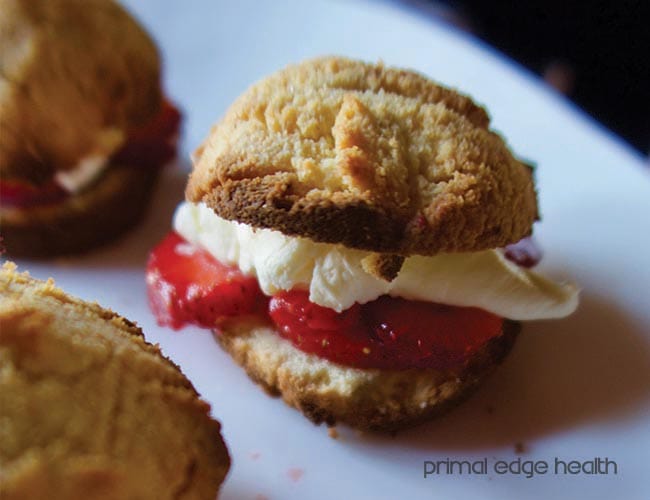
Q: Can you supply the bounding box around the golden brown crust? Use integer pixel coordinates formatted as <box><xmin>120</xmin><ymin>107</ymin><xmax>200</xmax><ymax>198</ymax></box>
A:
<box><xmin>0</xmin><ymin>163</ymin><xmax>160</xmax><ymax>258</ymax></box>
<box><xmin>0</xmin><ymin>263</ymin><xmax>229</xmax><ymax>499</ymax></box>
<box><xmin>216</xmin><ymin>316</ymin><xmax>519</xmax><ymax>431</ymax></box>
<box><xmin>0</xmin><ymin>0</ymin><xmax>161</xmax><ymax>183</ymax></box>
<box><xmin>188</xmin><ymin>56</ymin><xmax>538</xmax><ymax>255</ymax></box>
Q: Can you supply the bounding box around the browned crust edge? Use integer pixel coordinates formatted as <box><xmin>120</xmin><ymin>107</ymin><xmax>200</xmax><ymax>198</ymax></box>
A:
<box><xmin>216</xmin><ymin>319</ymin><xmax>519</xmax><ymax>432</ymax></box>
<box><xmin>193</xmin><ymin>170</ymin><xmax>537</xmax><ymax>255</ymax></box>
<box><xmin>0</xmin><ymin>163</ymin><xmax>160</xmax><ymax>258</ymax></box>
<box><xmin>196</xmin><ymin>176</ymin><xmax>403</xmax><ymax>251</ymax></box>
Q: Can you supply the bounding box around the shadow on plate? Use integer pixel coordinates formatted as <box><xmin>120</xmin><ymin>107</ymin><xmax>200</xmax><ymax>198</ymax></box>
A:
<box><xmin>349</xmin><ymin>292</ymin><xmax>650</xmax><ymax>450</ymax></box>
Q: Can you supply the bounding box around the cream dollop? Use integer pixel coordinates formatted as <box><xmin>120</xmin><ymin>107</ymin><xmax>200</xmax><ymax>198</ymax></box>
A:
<box><xmin>173</xmin><ymin>202</ymin><xmax>579</xmax><ymax>320</ymax></box>
<box><xmin>54</xmin><ymin>128</ymin><xmax>125</xmax><ymax>193</ymax></box>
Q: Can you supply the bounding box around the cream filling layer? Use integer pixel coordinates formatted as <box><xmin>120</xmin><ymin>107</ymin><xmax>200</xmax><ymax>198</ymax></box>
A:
<box><xmin>54</xmin><ymin>128</ymin><xmax>125</xmax><ymax>193</ymax></box>
<box><xmin>173</xmin><ymin>202</ymin><xmax>579</xmax><ymax>320</ymax></box>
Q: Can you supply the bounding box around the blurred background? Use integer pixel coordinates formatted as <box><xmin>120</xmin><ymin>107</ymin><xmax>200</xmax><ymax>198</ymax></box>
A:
<box><xmin>394</xmin><ymin>0</ymin><xmax>649</xmax><ymax>157</ymax></box>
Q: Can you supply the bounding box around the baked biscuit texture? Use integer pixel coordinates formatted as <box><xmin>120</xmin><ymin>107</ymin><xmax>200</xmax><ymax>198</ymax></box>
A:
<box><xmin>0</xmin><ymin>0</ymin><xmax>161</xmax><ymax>183</ymax></box>
<box><xmin>0</xmin><ymin>263</ymin><xmax>229</xmax><ymax>499</ymax></box>
<box><xmin>188</xmin><ymin>56</ymin><xmax>538</xmax><ymax>255</ymax></box>
<box><xmin>216</xmin><ymin>317</ymin><xmax>519</xmax><ymax>431</ymax></box>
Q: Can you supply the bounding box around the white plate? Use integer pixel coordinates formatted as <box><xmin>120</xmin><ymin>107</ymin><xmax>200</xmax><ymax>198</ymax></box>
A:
<box><xmin>14</xmin><ymin>1</ymin><xmax>650</xmax><ymax>499</ymax></box>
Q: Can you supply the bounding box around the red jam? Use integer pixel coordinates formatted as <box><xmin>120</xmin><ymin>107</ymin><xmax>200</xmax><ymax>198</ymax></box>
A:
<box><xmin>0</xmin><ymin>101</ymin><xmax>181</xmax><ymax>209</ymax></box>
<box><xmin>146</xmin><ymin>231</ymin><xmax>505</xmax><ymax>371</ymax></box>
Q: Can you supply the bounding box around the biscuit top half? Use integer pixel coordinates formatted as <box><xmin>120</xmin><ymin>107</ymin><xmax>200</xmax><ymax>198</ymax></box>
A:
<box><xmin>0</xmin><ymin>0</ymin><xmax>162</xmax><ymax>184</ymax></box>
<box><xmin>187</xmin><ymin>56</ymin><xmax>538</xmax><ymax>256</ymax></box>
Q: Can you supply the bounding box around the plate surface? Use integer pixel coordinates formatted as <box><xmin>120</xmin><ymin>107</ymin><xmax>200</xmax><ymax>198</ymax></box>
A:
<box><xmin>14</xmin><ymin>1</ymin><xmax>650</xmax><ymax>499</ymax></box>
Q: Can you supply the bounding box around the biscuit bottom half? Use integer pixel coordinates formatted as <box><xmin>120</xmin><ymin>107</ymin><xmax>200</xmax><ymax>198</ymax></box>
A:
<box><xmin>215</xmin><ymin>317</ymin><xmax>519</xmax><ymax>432</ymax></box>
<box><xmin>0</xmin><ymin>163</ymin><xmax>159</xmax><ymax>258</ymax></box>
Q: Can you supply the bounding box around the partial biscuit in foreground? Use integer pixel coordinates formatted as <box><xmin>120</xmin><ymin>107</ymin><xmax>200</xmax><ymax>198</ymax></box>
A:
<box><xmin>216</xmin><ymin>317</ymin><xmax>519</xmax><ymax>431</ymax></box>
<box><xmin>0</xmin><ymin>262</ymin><xmax>229</xmax><ymax>499</ymax></box>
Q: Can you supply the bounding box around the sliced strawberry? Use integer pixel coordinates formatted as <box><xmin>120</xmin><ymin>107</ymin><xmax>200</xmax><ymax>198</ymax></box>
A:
<box><xmin>363</xmin><ymin>296</ymin><xmax>503</xmax><ymax>369</ymax></box>
<box><xmin>147</xmin><ymin>232</ymin><xmax>504</xmax><ymax>370</ymax></box>
<box><xmin>111</xmin><ymin>100</ymin><xmax>181</xmax><ymax>169</ymax></box>
<box><xmin>269</xmin><ymin>291</ymin><xmax>369</xmax><ymax>367</ymax></box>
<box><xmin>146</xmin><ymin>231</ymin><xmax>263</xmax><ymax>329</ymax></box>
<box><xmin>269</xmin><ymin>291</ymin><xmax>503</xmax><ymax>370</ymax></box>
<box><xmin>0</xmin><ymin>179</ymin><xmax>68</xmax><ymax>208</ymax></box>
<box><xmin>127</xmin><ymin>100</ymin><xmax>182</xmax><ymax>143</ymax></box>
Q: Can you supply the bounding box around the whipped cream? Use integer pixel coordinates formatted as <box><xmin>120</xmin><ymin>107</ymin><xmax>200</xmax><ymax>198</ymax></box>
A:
<box><xmin>54</xmin><ymin>128</ymin><xmax>125</xmax><ymax>193</ymax></box>
<box><xmin>54</xmin><ymin>155</ymin><xmax>109</xmax><ymax>193</ymax></box>
<box><xmin>174</xmin><ymin>202</ymin><xmax>579</xmax><ymax>320</ymax></box>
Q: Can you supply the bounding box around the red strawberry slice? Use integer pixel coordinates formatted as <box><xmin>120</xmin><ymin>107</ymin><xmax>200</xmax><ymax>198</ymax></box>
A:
<box><xmin>128</xmin><ymin>100</ymin><xmax>182</xmax><ymax>142</ymax></box>
<box><xmin>147</xmin><ymin>232</ymin><xmax>505</xmax><ymax>370</ymax></box>
<box><xmin>111</xmin><ymin>100</ymin><xmax>181</xmax><ymax>169</ymax></box>
<box><xmin>0</xmin><ymin>179</ymin><xmax>68</xmax><ymax>208</ymax></box>
<box><xmin>269</xmin><ymin>291</ymin><xmax>369</xmax><ymax>367</ymax></box>
<box><xmin>146</xmin><ymin>231</ymin><xmax>263</xmax><ymax>329</ymax></box>
<box><xmin>363</xmin><ymin>296</ymin><xmax>503</xmax><ymax>369</ymax></box>
<box><xmin>270</xmin><ymin>291</ymin><xmax>503</xmax><ymax>370</ymax></box>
